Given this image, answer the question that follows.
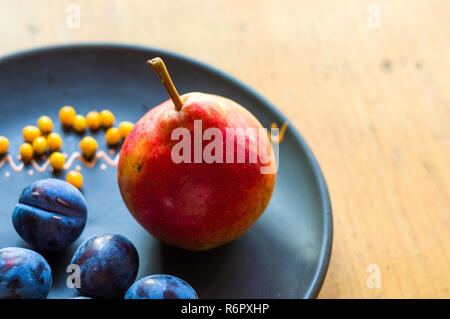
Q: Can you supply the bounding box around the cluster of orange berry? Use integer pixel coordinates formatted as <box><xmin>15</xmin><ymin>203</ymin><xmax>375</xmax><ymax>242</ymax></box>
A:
<box><xmin>58</xmin><ymin>106</ymin><xmax>134</xmax><ymax>157</ymax></box>
<box><xmin>0</xmin><ymin>106</ymin><xmax>134</xmax><ymax>189</ymax></box>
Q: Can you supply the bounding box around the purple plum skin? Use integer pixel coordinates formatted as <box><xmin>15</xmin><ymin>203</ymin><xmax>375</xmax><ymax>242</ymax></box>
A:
<box><xmin>0</xmin><ymin>247</ymin><xmax>52</xmax><ymax>299</ymax></box>
<box><xmin>124</xmin><ymin>275</ymin><xmax>198</xmax><ymax>299</ymax></box>
<box><xmin>71</xmin><ymin>233</ymin><xmax>139</xmax><ymax>299</ymax></box>
<box><xmin>12</xmin><ymin>178</ymin><xmax>87</xmax><ymax>251</ymax></box>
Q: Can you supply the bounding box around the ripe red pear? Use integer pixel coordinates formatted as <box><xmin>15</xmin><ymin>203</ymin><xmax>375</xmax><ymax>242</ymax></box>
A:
<box><xmin>118</xmin><ymin>58</ymin><xmax>276</xmax><ymax>251</ymax></box>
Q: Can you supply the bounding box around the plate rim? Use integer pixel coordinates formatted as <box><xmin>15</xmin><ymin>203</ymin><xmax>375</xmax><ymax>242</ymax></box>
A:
<box><xmin>0</xmin><ymin>43</ymin><xmax>333</xmax><ymax>299</ymax></box>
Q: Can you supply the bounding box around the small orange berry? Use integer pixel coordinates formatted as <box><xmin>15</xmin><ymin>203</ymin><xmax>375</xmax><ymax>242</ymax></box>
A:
<box><xmin>66</xmin><ymin>170</ymin><xmax>83</xmax><ymax>189</ymax></box>
<box><xmin>49</xmin><ymin>152</ymin><xmax>66</xmax><ymax>171</ymax></box>
<box><xmin>38</xmin><ymin>116</ymin><xmax>53</xmax><ymax>134</ymax></box>
<box><xmin>73</xmin><ymin>114</ymin><xmax>87</xmax><ymax>133</ymax></box>
<box><xmin>59</xmin><ymin>106</ymin><xmax>76</xmax><ymax>126</ymax></box>
<box><xmin>47</xmin><ymin>132</ymin><xmax>62</xmax><ymax>152</ymax></box>
<box><xmin>86</xmin><ymin>111</ymin><xmax>101</xmax><ymax>130</ymax></box>
<box><xmin>23</xmin><ymin>125</ymin><xmax>41</xmax><ymax>143</ymax></box>
<box><xmin>32</xmin><ymin>136</ymin><xmax>47</xmax><ymax>155</ymax></box>
<box><xmin>0</xmin><ymin>136</ymin><xmax>9</xmax><ymax>154</ymax></box>
<box><xmin>105</xmin><ymin>127</ymin><xmax>121</xmax><ymax>146</ymax></box>
<box><xmin>100</xmin><ymin>110</ymin><xmax>115</xmax><ymax>128</ymax></box>
<box><xmin>20</xmin><ymin>143</ymin><xmax>34</xmax><ymax>162</ymax></box>
<box><xmin>118</xmin><ymin>121</ymin><xmax>134</xmax><ymax>138</ymax></box>
<box><xmin>80</xmin><ymin>136</ymin><xmax>98</xmax><ymax>158</ymax></box>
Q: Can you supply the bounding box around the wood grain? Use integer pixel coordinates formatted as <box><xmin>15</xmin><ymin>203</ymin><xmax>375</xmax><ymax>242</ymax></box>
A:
<box><xmin>0</xmin><ymin>0</ymin><xmax>449</xmax><ymax>298</ymax></box>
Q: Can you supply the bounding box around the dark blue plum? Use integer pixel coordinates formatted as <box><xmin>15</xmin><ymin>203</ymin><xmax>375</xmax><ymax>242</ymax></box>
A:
<box><xmin>0</xmin><ymin>247</ymin><xmax>52</xmax><ymax>299</ymax></box>
<box><xmin>71</xmin><ymin>233</ymin><xmax>139</xmax><ymax>299</ymax></box>
<box><xmin>124</xmin><ymin>275</ymin><xmax>198</xmax><ymax>299</ymax></box>
<box><xmin>12</xmin><ymin>178</ymin><xmax>87</xmax><ymax>251</ymax></box>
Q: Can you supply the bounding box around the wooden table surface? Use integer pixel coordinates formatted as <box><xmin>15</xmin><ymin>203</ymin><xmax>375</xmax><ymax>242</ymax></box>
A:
<box><xmin>0</xmin><ymin>0</ymin><xmax>449</xmax><ymax>298</ymax></box>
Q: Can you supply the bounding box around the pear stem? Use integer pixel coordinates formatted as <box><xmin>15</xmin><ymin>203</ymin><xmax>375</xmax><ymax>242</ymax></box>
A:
<box><xmin>147</xmin><ymin>57</ymin><xmax>183</xmax><ymax>111</ymax></box>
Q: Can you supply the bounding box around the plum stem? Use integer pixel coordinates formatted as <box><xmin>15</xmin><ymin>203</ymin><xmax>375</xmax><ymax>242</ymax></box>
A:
<box><xmin>147</xmin><ymin>57</ymin><xmax>183</xmax><ymax>111</ymax></box>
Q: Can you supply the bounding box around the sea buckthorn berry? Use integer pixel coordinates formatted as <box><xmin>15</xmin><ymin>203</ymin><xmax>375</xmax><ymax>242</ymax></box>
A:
<box><xmin>23</xmin><ymin>125</ymin><xmax>41</xmax><ymax>143</ymax></box>
<box><xmin>0</xmin><ymin>136</ymin><xmax>9</xmax><ymax>154</ymax></box>
<box><xmin>59</xmin><ymin>106</ymin><xmax>76</xmax><ymax>126</ymax></box>
<box><xmin>49</xmin><ymin>152</ymin><xmax>66</xmax><ymax>171</ymax></box>
<box><xmin>47</xmin><ymin>132</ymin><xmax>62</xmax><ymax>152</ymax></box>
<box><xmin>105</xmin><ymin>127</ymin><xmax>121</xmax><ymax>146</ymax></box>
<box><xmin>32</xmin><ymin>136</ymin><xmax>47</xmax><ymax>155</ymax></box>
<box><xmin>86</xmin><ymin>111</ymin><xmax>101</xmax><ymax>130</ymax></box>
<box><xmin>37</xmin><ymin>116</ymin><xmax>53</xmax><ymax>134</ymax></box>
<box><xmin>66</xmin><ymin>170</ymin><xmax>83</xmax><ymax>189</ymax></box>
<box><xmin>20</xmin><ymin>143</ymin><xmax>34</xmax><ymax>162</ymax></box>
<box><xmin>80</xmin><ymin>136</ymin><xmax>98</xmax><ymax>158</ymax></box>
<box><xmin>119</xmin><ymin>121</ymin><xmax>134</xmax><ymax>138</ymax></box>
<box><xmin>73</xmin><ymin>114</ymin><xmax>87</xmax><ymax>133</ymax></box>
<box><xmin>100</xmin><ymin>110</ymin><xmax>115</xmax><ymax>128</ymax></box>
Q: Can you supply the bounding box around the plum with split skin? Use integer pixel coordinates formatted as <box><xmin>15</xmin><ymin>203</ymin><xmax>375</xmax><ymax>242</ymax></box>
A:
<box><xmin>71</xmin><ymin>233</ymin><xmax>139</xmax><ymax>299</ymax></box>
<box><xmin>12</xmin><ymin>178</ymin><xmax>87</xmax><ymax>251</ymax></box>
<box><xmin>124</xmin><ymin>274</ymin><xmax>198</xmax><ymax>299</ymax></box>
<box><xmin>0</xmin><ymin>247</ymin><xmax>52</xmax><ymax>299</ymax></box>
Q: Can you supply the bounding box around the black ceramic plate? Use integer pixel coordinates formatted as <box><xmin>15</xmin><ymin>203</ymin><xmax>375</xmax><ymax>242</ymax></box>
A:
<box><xmin>0</xmin><ymin>44</ymin><xmax>332</xmax><ymax>299</ymax></box>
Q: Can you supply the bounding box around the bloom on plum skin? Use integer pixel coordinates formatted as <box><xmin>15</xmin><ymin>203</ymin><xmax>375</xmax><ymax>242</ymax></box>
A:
<box><xmin>124</xmin><ymin>274</ymin><xmax>198</xmax><ymax>299</ymax></box>
<box><xmin>0</xmin><ymin>247</ymin><xmax>52</xmax><ymax>299</ymax></box>
<box><xmin>71</xmin><ymin>233</ymin><xmax>139</xmax><ymax>299</ymax></box>
<box><xmin>12</xmin><ymin>178</ymin><xmax>87</xmax><ymax>251</ymax></box>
